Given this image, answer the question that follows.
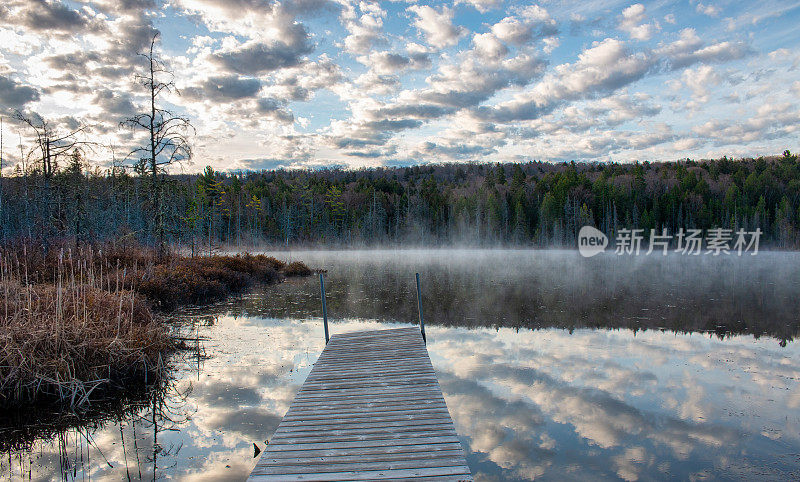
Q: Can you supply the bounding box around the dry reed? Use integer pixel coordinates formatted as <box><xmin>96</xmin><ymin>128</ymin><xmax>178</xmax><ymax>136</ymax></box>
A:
<box><xmin>0</xmin><ymin>241</ymin><xmax>312</xmax><ymax>408</ymax></box>
<box><xmin>0</xmin><ymin>247</ymin><xmax>169</xmax><ymax>410</ymax></box>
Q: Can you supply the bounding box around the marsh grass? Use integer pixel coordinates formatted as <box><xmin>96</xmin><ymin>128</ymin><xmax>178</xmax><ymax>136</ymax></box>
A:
<box><xmin>0</xmin><ymin>246</ymin><xmax>169</xmax><ymax>410</ymax></box>
<box><xmin>0</xmin><ymin>240</ymin><xmax>312</xmax><ymax>409</ymax></box>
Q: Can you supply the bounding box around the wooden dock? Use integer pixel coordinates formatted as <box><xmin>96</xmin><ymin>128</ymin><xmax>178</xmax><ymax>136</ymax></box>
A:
<box><xmin>248</xmin><ymin>326</ymin><xmax>472</xmax><ymax>481</ymax></box>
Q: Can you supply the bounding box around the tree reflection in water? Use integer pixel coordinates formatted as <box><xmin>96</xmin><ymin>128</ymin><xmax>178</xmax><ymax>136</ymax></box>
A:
<box><xmin>229</xmin><ymin>250</ymin><xmax>800</xmax><ymax>343</ymax></box>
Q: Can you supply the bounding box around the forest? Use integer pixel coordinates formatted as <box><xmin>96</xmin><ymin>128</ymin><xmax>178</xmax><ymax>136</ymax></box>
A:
<box><xmin>1</xmin><ymin>150</ymin><xmax>798</xmax><ymax>250</ymax></box>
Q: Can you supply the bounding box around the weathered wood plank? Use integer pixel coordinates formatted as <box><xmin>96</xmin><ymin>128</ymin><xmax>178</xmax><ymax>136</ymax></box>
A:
<box><xmin>285</xmin><ymin>400</ymin><xmax>449</xmax><ymax>413</ymax></box>
<box><xmin>250</xmin><ymin>466</ymin><xmax>472</xmax><ymax>481</ymax></box>
<box><xmin>249</xmin><ymin>327</ymin><xmax>472</xmax><ymax>481</ymax></box>
<box><xmin>290</xmin><ymin>388</ymin><xmax>442</xmax><ymax>400</ymax></box>
<box><xmin>279</xmin><ymin>412</ymin><xmax>454</xmax><ymax>424</ymax></box>
<box><xmin>291</xmin><ymin>392</ymin><xmax>443</xmax><ymax>405</ymax></box>
<box><xmin>286</xmin><ymin>395</ymin><xmax>445</xmax><ymax>406</ymax></box>
<box><xmin>273</xmin><ymin>422</ymin><xmax>457</xmax><ymax>436</ymax></box>
<box><xmin>254</xmin><ymin>458</ymin><xmax>471</xmax><ymax>475</ymax></box>
<box><xmin>298</xmin><ymin>377</ymin><xmax>440</xmax><ymax>390</ymax></box>
<box><xmin>330</xmin><ymin>328</ymin><xmax>418</xmax><ymax>338</ymax></box>
<box><xmin>303</xmin><ymin>368</ymin><xmax>435</xmax><ymax>379</ymax></box>
<box><xmin>259</xmin><ymin>451</ymin><xmax>470</xmax><ymax>467</ymax></box>
<box><xmin>268</xmin><ymin>429</ymin><xmax>459</xmax><ymax>444</ymax></box>
<box><xmin>264</xmin><ymin>436</ymin><xmax>463</xmax><ymax>451</ymax></box>
<box><xmin>304</xmin><ymin>368</ymin><xmax>435</xmax><ymax>378</ymax></box>
<box><xmin>279</xmin><ymin>412</ymin><xmax>452</xmax><ymax>425</ymax></box>
<box><xmin>317</xmin><ymin>348</ymin><xmax>431</xmax><ymax>356</ymax></box>
<box><xmin>293</xmin><ymin>385</ymin><xmax>442</xmax><ymax>398</ymax></box>
<box><xmin>260</xmin><ymin>443</ymin><xmax>465</xmax><ymax>459</ymax></box>
<box><xmin>318</xmin><ymin>339</ymin><xmax>426</xmax><ymax>349</ymax></box>
<box><xmin>261</xmin><ymin>443</ymin><xmax>465</xmax><ymax>458</ymax></box>
<box><xmin>305</xmin><ymin>360</ymin><xmax>433</xmax><ymax>370</ymax></box>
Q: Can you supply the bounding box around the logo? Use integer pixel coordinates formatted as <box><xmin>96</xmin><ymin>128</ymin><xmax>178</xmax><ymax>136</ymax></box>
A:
<box><xmin>578</xmin><ymin>226</ymin><xmax>608</xmax><ymax>257</ymax></box>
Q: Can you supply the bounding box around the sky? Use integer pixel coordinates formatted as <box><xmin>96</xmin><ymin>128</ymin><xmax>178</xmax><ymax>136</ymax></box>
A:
<box><xmin>0</xmin><ymin>0</ymin><xmax>799</xmax><ymax>173</ymax></box>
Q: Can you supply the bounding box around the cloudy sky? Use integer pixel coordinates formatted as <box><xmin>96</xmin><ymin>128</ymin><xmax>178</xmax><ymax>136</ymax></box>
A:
<box><xmin>1</xmin><ymin>0</ymin><xmax>799</xmax><ymax>172</ymax></box>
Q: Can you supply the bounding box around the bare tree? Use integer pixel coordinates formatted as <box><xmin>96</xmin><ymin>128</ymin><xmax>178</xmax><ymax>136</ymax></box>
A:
<box><xmin>121</xmin><ymin>32</ymin><xmax>194</xmax><ymax>254</ymax></box>
<box><xmin>14</xmin><ymin>110</ymin><xmax>89</xmax><ymax>178</ymax></box>
<box><xmin>13</xmin><ymin>110</ymin><xmax>92</xmax><ymax>243</ymax></box>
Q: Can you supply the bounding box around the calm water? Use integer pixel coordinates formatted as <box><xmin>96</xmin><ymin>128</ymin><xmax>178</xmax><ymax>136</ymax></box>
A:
<box><xmin>2</xmin><ymin>250</ymin><xmax>800</xmax><ymax>481</ymax></box>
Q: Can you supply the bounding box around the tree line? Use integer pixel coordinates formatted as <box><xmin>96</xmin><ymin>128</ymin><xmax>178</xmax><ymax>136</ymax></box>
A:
<box><xmin>0</xmin><ymin>151</ymin><xmax>798</xmax><ymax>250</ymax></box>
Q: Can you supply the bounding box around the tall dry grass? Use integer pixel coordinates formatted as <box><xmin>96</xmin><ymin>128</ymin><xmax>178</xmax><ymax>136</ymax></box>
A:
<box><xmin>0</xmin><ymin>247</ymin><xmax>169</xmax><ymax>410</ymax></box>
<box><xmin>2</xmin><ymin>240</ymin><xmax>312</xmax><ymax>308</ymax></box>
<box><xmin>0</xmin><ymin>240</ymin><xmax>313</xmax><ymax>408</ymax></box>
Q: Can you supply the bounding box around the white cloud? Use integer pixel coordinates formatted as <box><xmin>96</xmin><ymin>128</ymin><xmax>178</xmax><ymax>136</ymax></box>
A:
<box><xmin>473</xmin><ymin>32</ymin><xmax>508</xmax><ymax>60</ymax></box>
<box><xmin>682</xmin><ymin>64</ymin><xmax>722</xmax><ymax>102</ymax></box>
<box><xmin>692</xmin><ymin>102</ymin><xmax>800</xmax><ymax>145</ymax></box>
<box><xmin>655</xmin><ymin>28</ymin><xmax>751</xmax><ymax>68</ymax></box>
<box><xmin>342</xmin><ymin>4</ymin><xmax>386</xmax><ymax>55</ymax></box>
<box><xmin>0</xmin><ymin>52</ymin><xmax>11</xmax><ymax>74</ymax></box>
<box><xmin>0</xmin><ymin>0</ymin><xmax>792</xmax><ymax>169</ymax></box>
<box><xmin>0</xmin><ymin>28</ymin><xmax>42</xmax><ymax>56</ymax></box>
<box><xmin>491</xmin><ymin>17</ymin><xmax>534</xmax><ymax>45</ymax></box>
<box><xmin>618</xmin><ymin>4</ymin><xmax>657</xmax><ymax>41</ymax></box>
<box><xmin>474</xmin><ymin>38</ymin><xmax>653</xmax><ymax>122</ymax></box>
<box><xmin>354</xmin><ymin>71</ymin><xmax>399</xmax><ymax>94</ymax></box>
<box><xmin>768</xmin><ymin>47</ymin><xmax>800</xmax><ymax>70</ymax></box>
<box><xmin>491</xmin><ymin>5</ymin><xmax>557</xmax><ymax>45</ymax></box>
<box><xmin>357</xmin><ymin>49</ymin><xmax>431</xmax><ymax>75</ymax></box>
<box><xmin>456</xmin><ymin>0</ymin><xmax>502</xmax><ymax>13</ymax></box>
<box><xmin>407</xmin><ymin>5</ymin><xmax>465</xmax><ymax>49</ymax></box>
<box><xmin>327</xmin><ymin>38</ymin><xmax>546</xmax><ymax>157</ymax></box>
<box><xmin>673</xmin><ymin>137</ymin><xmax>703</xmax><ymax>151</ymax></box>
<box><xmin>543</xmin><ymin>37</ymin><xmax>559</xmax><ymax>54</ymax></box>
<box><xmin>696</xmin><ymin>3</ymin><xmax>721</xmax><ymax>17</ymax></box>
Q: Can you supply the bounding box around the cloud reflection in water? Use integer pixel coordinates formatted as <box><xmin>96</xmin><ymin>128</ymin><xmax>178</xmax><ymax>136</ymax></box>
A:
<box><xmin>427</xmin><ymin>326</ymin><xmax>800</xmax><ymax>480</ymax></box>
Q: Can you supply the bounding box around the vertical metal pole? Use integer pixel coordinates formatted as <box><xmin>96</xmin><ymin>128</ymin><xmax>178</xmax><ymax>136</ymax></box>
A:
<box><xmin>320</xmin><ymin>273</ymin><xmax>329</xmax><ymax>344</ymax></box>
<box><xmin>415</xmin><ymin>272</ymin><xmax>426</xmax><ymax>343</ymax></box>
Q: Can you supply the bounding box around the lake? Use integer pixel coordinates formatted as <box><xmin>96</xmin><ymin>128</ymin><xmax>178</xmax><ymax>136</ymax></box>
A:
<box><xmin>2</xmin><ymin>249</ymin><xmax>799</xmax><ymax>481</ymax></box>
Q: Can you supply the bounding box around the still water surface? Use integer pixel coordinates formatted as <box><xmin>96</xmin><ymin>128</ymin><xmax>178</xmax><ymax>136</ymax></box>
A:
<box><xmin>2</xmin><ymin>250</ymin><xmax>800</xmax><ymax>481</ymax></box>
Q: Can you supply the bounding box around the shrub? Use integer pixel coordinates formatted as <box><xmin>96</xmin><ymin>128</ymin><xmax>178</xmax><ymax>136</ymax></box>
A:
<box><xmin>133</xmin><ymin>254</ymin><xmax>291</xmax><ymax>308</ymax></box>
<box><xmin>282</xmin><ymin>261</ymin><xmax>312</xmax><ymax>277</ymax></box>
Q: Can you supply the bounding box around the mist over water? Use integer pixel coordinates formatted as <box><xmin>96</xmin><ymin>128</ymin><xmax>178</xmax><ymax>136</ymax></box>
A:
<box><xmin>255</xmin><ymin>249</ymin><xmax>800</xmax><ymax>342</ymax></box>
<box><xmin>2</xmin><ymin>249</ymin><xmax>799</xmax><ymax>480</ymax></box>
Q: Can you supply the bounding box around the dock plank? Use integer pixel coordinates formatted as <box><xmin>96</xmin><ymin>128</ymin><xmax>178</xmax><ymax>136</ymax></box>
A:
<box><xmin>249</xmin><ymin>327</ymin><xmax>471</xmax><ymax>481</ymax></box>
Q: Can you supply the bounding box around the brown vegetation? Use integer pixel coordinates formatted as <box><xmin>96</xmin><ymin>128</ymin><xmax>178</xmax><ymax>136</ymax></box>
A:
<box><xmin>3</xmin><ymin>240</ymin><xmax>312</xmax><ymax>308</ymax></box>
<box><xmin>137</xmin><ymin>254</ymin><xmax>299</xmax><ymax>308</ymax></box>
<box><xmin>0</xmin><ymin>263</ymin><xmax>168</xmax><ymax>409</ymax></box>
<box><xmin>282</xmin><ymin>260</ymin><xmax>313</xmax><ymax>277</ymax></box>
<box><xmin>0</xmin><ymin>240</ymin><xmax>312</xmax><ymax>408</ymax></box>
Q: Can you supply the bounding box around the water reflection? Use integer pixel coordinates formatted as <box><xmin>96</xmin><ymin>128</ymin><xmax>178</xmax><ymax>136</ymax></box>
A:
<box><xmin>0</xmin><ymin>314</ymin><xmax>329</xmax><ymax>481</ymax></box>
<box><xmin>1</xmin><ymin>250</ymin><xmax>799</xmax><ymax>481</ymax></box>
<box><xmin>430</xmin><ymin>327</ymin><xmax>800</xmax><ymax>480</ymax></box>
